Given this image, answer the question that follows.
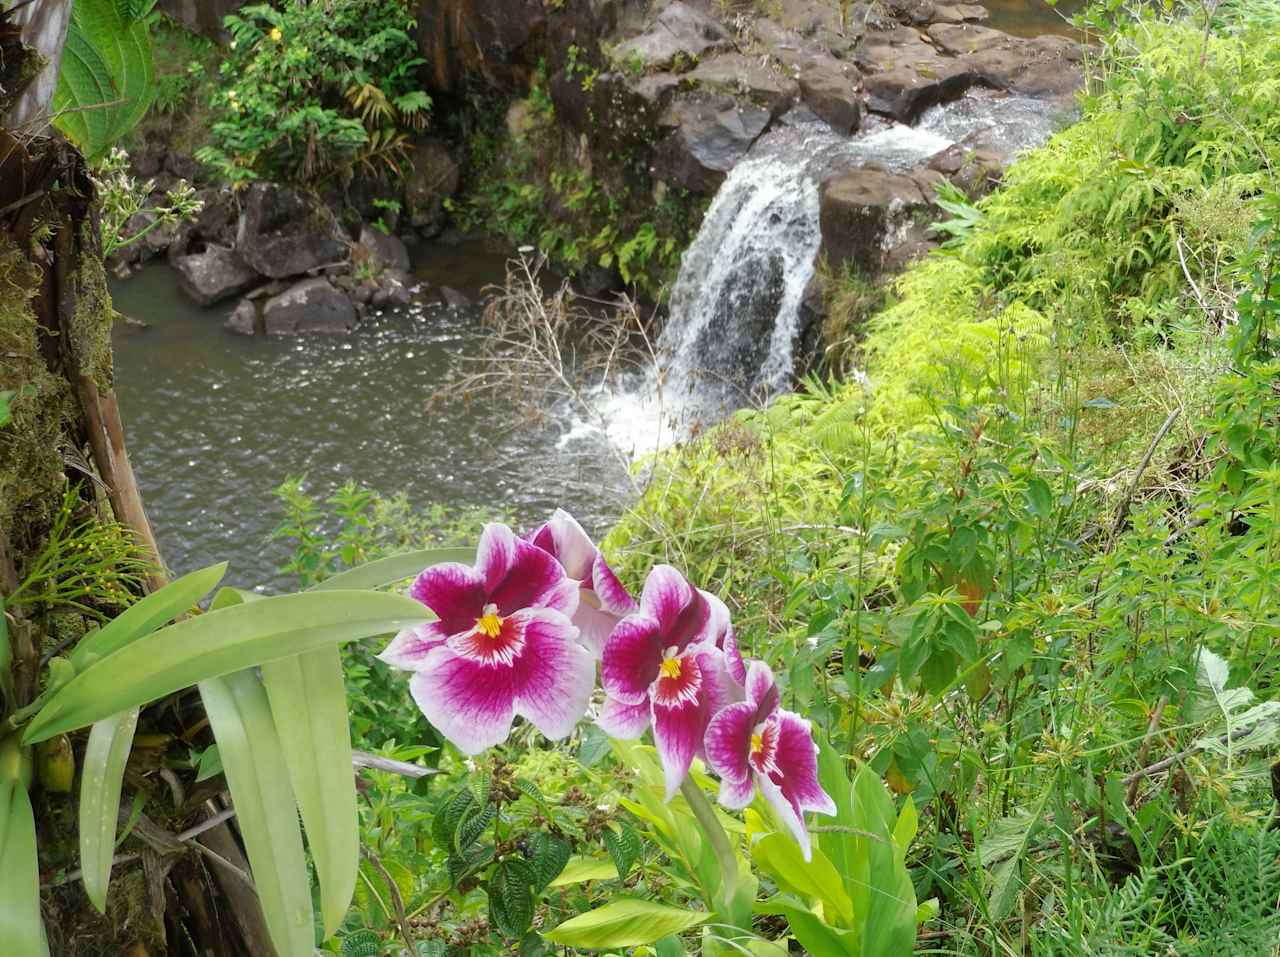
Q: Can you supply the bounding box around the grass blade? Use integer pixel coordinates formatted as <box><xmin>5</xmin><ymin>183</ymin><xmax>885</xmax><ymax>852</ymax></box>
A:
<box><xmin>200</xmin><ymin>670</ymin><xmax>314</xmax><ymax>957</ymax></box>
<box><xmin>262</xmin><ymin>647</ymin><xmax>358</xmax><ymax>938</ymax></box>
<box><xmin>24</xmin><ymin>590</ymin><xmax>429</xmax><ymax>744</ymax></box>
<box><xmin>311</xmin><ymin>548</ymin><xmax>473</xmax><ymax>593</ymax></box>
<box><xmin>79</xmin><ymin>707</ymin><xmax>140</xmax><ymax>913</ymax></box>
<box><xmin>0</xmin><ymin>778</ymin><xmax>47</xmax><ymax>955</ymax></box>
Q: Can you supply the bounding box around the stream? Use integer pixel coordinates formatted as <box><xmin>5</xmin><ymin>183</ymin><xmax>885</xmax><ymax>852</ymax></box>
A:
<box><xmin>108</xmin><ymin>241</ymin><xmax>628</xmax><ymax>591</ymax></box>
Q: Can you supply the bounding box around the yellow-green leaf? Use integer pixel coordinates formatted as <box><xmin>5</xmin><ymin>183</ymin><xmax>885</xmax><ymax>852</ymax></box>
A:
<box><xmin>545</xmin><ymin>899</ymin><xmax>709</xmax><ymax>948</ymax></box>
<box><xmin>79</xmin><ymin>707</ymin><xmax>140</xmax><ymax>913</ymax></box>
<box><xmin>311</xmin><ymin>547</ymin><xmax>473</xmax><ymax>593</ymax></box>
<box><xmin>0</xmin><ymin>778</ymin><xmax>47</xmax><ymax>955</ymax></box>
<box><xmin>548</xmin><ymin>855</ymin><xmax>620</xmax><ymax>887</ymax></box>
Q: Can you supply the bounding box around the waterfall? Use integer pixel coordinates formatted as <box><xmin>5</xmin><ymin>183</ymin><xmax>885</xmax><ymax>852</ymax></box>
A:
<box><xmin>592</xmin><ymin>93</ymin><xmax>1060</xmax><ymax>456</ymax></box>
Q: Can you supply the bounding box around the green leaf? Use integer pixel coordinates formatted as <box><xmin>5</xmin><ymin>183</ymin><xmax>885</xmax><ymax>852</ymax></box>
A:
<box><xmin>24</xmin><ymin>590</ymin><xmax>429</xmax><ymax>744</ymax></box>
<box><xmin>604</xmin><ymin>823</ymin><xmax>642</xmax><ymax>881</ymax></box>
<box><xmin>981</xmin><ymin>787</ymin><xmax>1051</xmax><ymax>922</ymax></box>
<box><xmin>312</xmin><ymin>548</ymin><xmax>474</xmax><ymax>593</ymax></box>
<box><xmin>489</xmin><ymin>861</ymin><xmax>535</xmax><ymax>938</ymax></box>
<box><xmin>53</xmin><ymin>0</ymin><xmax>155</xmax><ymax>160</ymax></box>
<box><xmin>756</xmin><ymin>895</ymin><xmax>854</xmax><ymax>957</ymax></box>
<box><xmin>544</xmin><ymin>899</ymin><xmax>709</xmax><ymax>948</ymax></box>
<box><xmin>432</xmin><ymin>787</ymin><xmax>474</xmax><ymax>849</ymax></box>
<box><xmin>340</xmin><ymin>929</ymin><xmax>381</xmax><ymax>957</ymax></box>
<box><xmin>528</xmin><ymin>831</ymin><xmax>572</xmax><ymax>890</ymax></box>
<box><xmin>71</xmin><ymin>562</ymin><xmax>227</xmax><ymax>671</ymax></box>
<box><xmin>200</xmin><ymin>670</ymin><xmax>314</xmax><ymax>957</ymax></box>
<box><xmin>193</xmin><ymin>744</ymin><xmax>223</xmax><ymax>782</ymax></box>
<box><xmin>0</xmin><ymin>778</ymin><xmax>48</xmax><ymax>955</ymax></box>
<box><xmin>548</xmin><ymin>855</ymin><xmax>619</xmax><ymax>887</ymax></box>
<box><xmin>261</xmin><ymin>649</ymin><xmax>358</xmax><ymax>939</ymax></box>
<box><xmin>751</xmin><ymin>832</ymin><xmax>854</xmax><ymax>926</ymax></box>
<box><xmin>79</xmin><ymin>707</ymin><xmax>140</xmax><ymax>913</ymax></box>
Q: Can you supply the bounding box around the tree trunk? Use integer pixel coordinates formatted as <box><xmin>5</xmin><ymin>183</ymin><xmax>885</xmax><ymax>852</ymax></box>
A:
<box><xmin>1</xmin><ymin>13</ymin><xmax>273</xmax><ymax>955</ymax></box>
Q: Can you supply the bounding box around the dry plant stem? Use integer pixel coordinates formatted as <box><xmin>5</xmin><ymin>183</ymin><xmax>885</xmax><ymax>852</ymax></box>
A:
<box><xmin>363</xmin><ymin>846</ymin><xmax>417</xmax><ymax>954</ymax></box>
<box><xmin>1125</xmin><ymin>695</ymin><xmax>1168</xmax><ymax>807</ymax></box>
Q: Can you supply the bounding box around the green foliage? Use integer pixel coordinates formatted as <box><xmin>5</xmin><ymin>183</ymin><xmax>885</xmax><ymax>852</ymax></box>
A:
<box><xmin>53</xmin><ymin>0</ymin><xmax>156</xmax><ymax>161</ymax></box>
<box><xmin>92</xmin><ymin>147</ymin><xmax>204</xmax><ymax>259</ymax></box>
<box><xmin>194</xmin><ymin>0</ymin><xmax>429</xmax><ymax>184</ymax></box>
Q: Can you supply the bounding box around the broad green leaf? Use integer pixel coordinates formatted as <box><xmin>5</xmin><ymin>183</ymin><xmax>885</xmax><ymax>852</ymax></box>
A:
<box><xmin>545</xmin><ymin>898</ymin><xmax>709</xmax><ymax>948</ymax></box>
<box><xmin>200</xmin><ymin>670</ymin><xmax>314</xmax><ymax>957</ymax></box>
<box><xmin>311</xmin><ymin>548</ymin><xmax>474</xmax><ymax>593</ymax></box>
<box><xmin>24</xmin><ymin>590</ymin><xmax>429</xmax><ymax>743</ymax></box>
<box><xmin>548</xmin><ymin>855</ymin><xmax>619</xmax><ymax>887</ymax></box>
<box><xmin>0</xmin><ymin>779</ymin><xmax>47</xmax><ymax>956</ymax></box>
<box><xmin>261</xmin><ymin>649</ymin><xmax>358</xmax><ymax>938</ymax></box>
<box><xmin>53</xmin><ymin>0</ymin><xmax>155</xmax><ymax>160</ymax></box>
<box><xmin>528</xmin><ymin>831</ymin><xmax>572</xmax><ymax>890</ymax></box>
<box><xmin>755</xmin><ymin>895</ymin><xmax>854</xmax><ymax>957</ymax></box>
<box><xmin>79</xmin><ymin>707</ymin><xmax>140</xmax><ymax>913</ymax></box>
<box><xmin>71</xmin><ymin>562</ymin><xmax>228</xmax><ymax>670</ymax></box>
<box><xmin>981</xmin><ymin>786</ymin><xmax>1051</xmax><ymax>922</ymax></box>
<box><xmin>751</xmin><ymin>833</ymin><xmax>854</xmax><ymax>926</ymax></box>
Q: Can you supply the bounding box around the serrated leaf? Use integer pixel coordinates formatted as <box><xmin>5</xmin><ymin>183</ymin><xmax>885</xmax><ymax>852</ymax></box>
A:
<box><xmin>545</xmin><ymin>898</ymin><xmax>709</xmax><ymax>948</ymax></box>
<box><xmin>447</xmin><ymin>843</ymin><xmax>494</xmax><ymax>884</ymax></box>
<box><xmin>456</xmin><ymin>802</ymin><xmax>496</xmax><ymax>853</ymax></box>
<box><xmin>340</xmin><ymin>929</ymin><xmax>381</xmax><ymax>957</ymax></box>
<box><xmin>513</xmin><ymin>776</ymin><xmax>546</xmax><ymax>806</ymax></box>
<box><xmin>312</xmin><ymin>547</ymin><xmax>474</xmax><ymax>593</ymax></box>
<box><xmin>199</xmin><ymin>671</ymin><xmax>314</xmax><ymax>957</ymax></box>
<box><xmin>471</xmin><ymin>773</ymin><xmax>492</xmax><ymax>808</ymax></box>
<box><xmin>982</xmin><ymin>788</ymin><xmax>1051</xmax><ymax>921</ymax></box>
<box><xmin>431</xmin><ymin>787</ymin><xmax>473</xmax><ymax>849</ymax></box>
<box><xmin>24</xmin><ymin>590</ymin><xmax>429</xmax><ymax>744</ymax></box>
<box><xmin>261</xmin><ymin>648</ymin><xmax>359</xmax><ymax>938</ymax></box>
<box><xmin>604</xmin><ymin>823</ymin><xmax>641</xmax><ymax>880</ymax></box>
<box><xmin>529</xmin><ymin>832</ymin><xmax>571</xmax><ymax>890</ymax></box>
<box><xmin>490</xmin><ymin>861</ymin><xmax>535</xmax><ymax>938</ymax></box>
<box><xmin>0</xmin><ymin>780</ymin><xmax>47</xmax><ymax>955</ymax></box>
<box><xmin>79</xmin><ymin>707</ymin><xmax>140</xmax><ymax>913</ymax></box>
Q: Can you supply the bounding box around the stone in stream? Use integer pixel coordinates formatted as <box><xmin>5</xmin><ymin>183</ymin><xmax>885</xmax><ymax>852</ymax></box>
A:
<box><xmin>235</xmin><ymin>182</ymin><xmax>348</xmax><ymax>279</ymax></box>
<box><xmin>224</xmin><ymin>298</ymin><xmax>259</xmax><ymax>336</ymax></box>
<box><xmin>655</xmin><ymin>95</ymin><xmax>772</xmax><ymax>195</ymax></box>
<box><xmin>404</xmin><ymin>138</ymin><xmax>461</xmax><ymax>237</ymax></box>
<box><xmin>818</xmin><ymin>166</ymin><xmax>931</xmax><ymax>277</ymax></box>
<box><xmin>439</xmin><ymin>286</ymin><xmax>472</xmax><ymax>310</ymax></box>
<box><xmin>686</xmin><ymin>53</ymin><xmax>799</xmax><ymax>117</ymax></box>
<box><xmin>262</xmin><ymin>278</ymin><xmax>358</xmax><ymax>335</ymax></box>
<box><xmin>798</xmin><ymin>64</ymin><xmax>864</xmax><ymax>134</ymax></box>
<box><xmin>357</xmin><ymin>225</ymin><xmax>412</xmax><ymax>274</ymax></box>
<box><xmin>173</xmin><ymin>245</ymin><xmax>259</xmax><ymax>307</ymax></box>
<box><xmin>610</xmin><ymin>2</ymin><xmax>732</xmax><ymax>70</ymax></box>
<box><xmin>926</xmin><ymin>24</ymin><xmax>1084</xmax><ymax>102</ymax></box>
<box><xmin>856</xmin><ymin>28</ymin><xmax>981</xmax><ymax>122</ymax></box>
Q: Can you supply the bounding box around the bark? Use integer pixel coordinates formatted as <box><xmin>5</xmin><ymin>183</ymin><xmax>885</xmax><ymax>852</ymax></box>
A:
<box><xmin>3</xmin><ymin>0</ymin><xmax>72</xmax><ymax>132</ymax></box>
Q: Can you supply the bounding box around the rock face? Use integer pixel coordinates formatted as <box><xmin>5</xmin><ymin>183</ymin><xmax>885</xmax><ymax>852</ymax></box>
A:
<box><xmin>157</xmin><ymin>0</ymin><xmax>247</xmax><ymax>37</ymax></box>
<box><xmin>357</xmin><ymin>226</ymin><xmax>411</xmax><ymax>274</ymax></box>
<box><xmin>235</xmin><ymin>182</ymin><xmax>347</xmax><ymax>279</ymax></box>
<box><xmin>173</xmin><ymin>245</ymin><xmax>258</xmax><ymax>307</ymax></box>
<box><xmin>262</xmin><ymin>278</ymin><xmax>357</xmax><ymax>335</ymax></box>
<box><xmin>687</xmin><ymin>53</ymin><xmax>799</xmax><ymax>117</ymax></box>
<box><xmin>819</xmin><ymin>168</ymin><xmax>931</xmax><ymax>276</ymax></box>
<box><xmin>657</xmin><ymin>96</ymin><xmax>772</xmax><ymax>194</ymax></box>
<box><xmin>611</xmin><ymin>2</ymin><xmax>732</xmax><ymax>70</ymax></box>
<box><xmin>224</xmin><ymin>298</ymin><xmax>259</xmax><ymax>336</ymax></box>
<box><xmin>403</xmin><ymin>138</ymin><xmax>460</xmax><ymax>236</ymax></box>
<box><xmin>798</xmin><ymin>64</ymin><xmax>863</xmax><ymax>134</ymax></box>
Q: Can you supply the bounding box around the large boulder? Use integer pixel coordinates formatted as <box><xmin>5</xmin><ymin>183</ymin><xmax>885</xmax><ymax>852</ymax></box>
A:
<box><xmin>927</xmin><ymin>24</ymin><xmax>1083</xmax><ymax>101</ymax></box>
<box><xmin>235</xmin><ymin>182</ymin><xmax>348</xmax><ymax>279</ymax></box>
<box><xmin>262</xmin><ymin>278</ymin><xmax>358</xmax><ymax>335</ymax></box>
<box><xmin>856</xmin><ymin>27</ymin><xmax>980</xmax><ymax>121</ymax></box>
<box><xmin>224</xmin><ymin>298</ymin><xmax>259</xmax><ymax>336</ymax></box>
<box><xmin>173</xmin><ymin>245</ymin><xmax>259</xmax><ymax>307</ymax></box>
<box><xmin>686</xmin><ymin>53</ymin><xmax>798</xmax><ymax>116</ymax></box>
<box><xmin>611</xmin><ymin>2</ymin><xmax>732</xmax><ymax>70</ymax></box>
<box><xmin>403</xmin><ymin>138</ymin><xmax>460</xmax><ymax>236</ymax></box>
<box><xmin>655</xmin><ymin>95</ymin><xmax>772</xmax><ymax>194</ymax></box>
<box><xmin>798</xmin><ymin>63</ymin><xmax>863</xmax><ymax>134</ymax></box>
<box><xmin>819</xmin><ymin>167</ymin><xmax>930</xmax><ymax>276</ymax></box>
<box><xmin>357</xmin><ymin>225</ymin><xmax>411</xmax><ymax>274</ymax></box>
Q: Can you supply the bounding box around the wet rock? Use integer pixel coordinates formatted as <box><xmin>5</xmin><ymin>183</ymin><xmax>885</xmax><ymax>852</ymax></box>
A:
<box><xmin>357</xmin><ymin>225</ymin><xmax>411</xmax><ymax>274</ymax></box>
<box><xmin>775</xmin><ymin>0</ymin><xmax>859</xmax><ymax>53</ymax></box>
<box><xmin>931</xmin><ymin>3</ymin><xmax>990</xmax><ymax>24</ymax></box>
<box><xmin>440</xmin><ymin>286</ymin><xmax>472</xmax><ymax>310</ymax></box>
<box><xmin>818</xmin><ymin>166</ymin><xmax>929</xmax><ymax>275</ymax></box>
<box><xmin>404</xmin><ymin>138</ymin><xmax>460</xmax><ymax>237</ymax></box>
<box><xmin>752</xmin><ymin>18</ymin><xmax>832</xmax><ymax>72</ymax></box>
<box><xmin>656</xmin><ymin>95</ymin><xmax>772</xmax><ymax>194</ymax></box>
<box><xmin>235</xmin><ymin>182</ymin><xmax>347</xmax><ymax>279</ymax></box>
<box><xmin>798</xmin><ymin>64</ymin><xmax>863</xmax><ymax>134</ymax></box>
<box><xmin>612</xmin><ymin>2</ymin><xmax>732</xmax><ymax>70</ymax></box>
<box><xmin>927</xmin><ymin>139</ymin><xmax>1006</xmax><ymax>196</ymax></box>
<box><xmin>224</xmin><ymin>298</ymin><xmax>259</xmax><ymax>336</ymax></box>
<box><xmin>927</xmin><ymin>24</ymin><xmax>1083</xmax><ymax>101</ymax></box>
<box><xmin>880</xmin><ymin>0</ymin><xmax>936</xmax><ymax>26</ymax></box>
<box><xmin>372</xmin><ymin>270</ymin><xmax>413</xmax><ymax>309</ymax></box>
<box><xmin>262</xmin><ymin>278</ymin><xmax>357</xmax><ymax>335</ymax></box>
<box><xmin>173</xmin><ymin>245</ymin><xmax>259</xmax><ymax>307</ymax></box>
<box><xmin>863</xmin><ymin>59</ymin><xmax>978</xmax><ymax>122</ymax></box>
<box><xmin>687</xmin><ymin>53</ymin><xmax>798</xmax><ymax>116</ymax></box>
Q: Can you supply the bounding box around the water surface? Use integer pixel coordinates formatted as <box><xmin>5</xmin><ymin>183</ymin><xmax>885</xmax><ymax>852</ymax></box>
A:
<box><xmin>109</xmin><ymin>242</ymin><xmax>627</xmax><ymax>590</ymax></box>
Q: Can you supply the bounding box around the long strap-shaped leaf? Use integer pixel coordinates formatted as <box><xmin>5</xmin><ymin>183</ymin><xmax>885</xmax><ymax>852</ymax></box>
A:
<box><xmin>78</xmin><ymin>707</ymin><xmax>141</xmax><ymax>913</ymax></box>
<box><xmin>262</xmin><ymin>649</ymin><xmax>358</xmax><ymax>938</ymax></box>
<box><xmin>311</xmin><ymin>547</ymin><xmax>474</xmax><ymax>593</ymax></box>
<box><xmin>23</xmin><ymin>590</ymin><xmax>429</xmax><ymax>744</ymax></box>
<box><xmin>0</xmin><ymin>778</ymin><xmax>47</xmax><ymax>955</ymax></box>
<box><xmin>200</xmin><ymin>670</ymin><xmax>315</xmax><ymax>957</ymax></box>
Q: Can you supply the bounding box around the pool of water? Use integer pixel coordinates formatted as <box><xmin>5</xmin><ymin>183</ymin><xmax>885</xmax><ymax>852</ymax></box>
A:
<box><xmin>108</xmin><ymin>241</ymin><xmax>628</xmax><ymax>591</ymax></box>
<box><xmin>980</xmin><ymin>0</ymin><xmax>1086</xmax><ymax>37</ymax></box>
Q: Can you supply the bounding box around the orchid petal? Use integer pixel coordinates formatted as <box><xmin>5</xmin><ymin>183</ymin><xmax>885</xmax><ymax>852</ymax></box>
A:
<box><xmin>510</xmin><ymin>610</ymin><xmax>594</xmax><ymax>741</ymax></box>
<box><xmin>774</xmin><ymin>710</ymin><xmax>837</xmax><ymax>817</ymax></box>
<box><xmin>758</xmin><ymin>770</ymin><xmax>813</xmax><ymax>861</ymax></box>
<box><xmin>592</xmin><ymin>553</ymin><xmax>638</xmax><ymax>617</ymax></box>
<box><xmin>704</xmin><ymin>701</ymin><xmax>757</xmax><ymax>809</ymax></box>
<box><xmin>695</xmin><ymin>647</ymin><xmax>743</xmax><ymax>725</ymax></box>
<box><xmin>744</xmin><ymin>659</ymin><xmax>777</xmax><ymax>710</ymax></box>
<box><xmin>543</xmin><ymin>509</ymin><xmax>598</xmax><ymax>580</ymax></box>
<box><xmin>407</xmin><ymin>562</ymin><xmax>485</xmax><ymax>635</ymax></box>
<box><xmin>637</xmin><ymin>565</ymin><xmax>698</xmax><ymax>636</ymax></box>
<box><xmin>490</xmin><ymin>536</ymin><xmax>579</xmax><ymax>618</ymax></box>
<box><xmin>651</xmin><ymin>688</ymin><xmax>707</xmax><ymax>802</ymax></box>
<box><xmin>701</xmin><ymin>590</ymin><xmax>732</xmax><ymax>646</ymax></box>
<box><xmin>598</xmin><ymin>694</ymin><xmax>652</xmax><ymax>739</ymax></box>
<box><xmin>573</xmin><ymin>598</ymin><xmax>623</xmax><ymax>658</ymax></box>
<box><xmin>475</xmin><ymin>523</ymin><xmax>519</xmax><ymax>594</ymax></box>
<box><xmin>721</xmin><ymin>627</ymin><xmax>747</xmax><ymax>686</ymax></box>
<box><xmin>409</xmin><ymin>647</ymin><xmax>515</xmax><ymax>755</ymax></box>
<box><xmin>602</xmin><ymin>614</ymin><xmax>664</xmax><ymax>706</ymax></box>
<box><xmin>377</xmin><ymin>622</ymin><xmax>450</xmax><ymax>671</ymax></box>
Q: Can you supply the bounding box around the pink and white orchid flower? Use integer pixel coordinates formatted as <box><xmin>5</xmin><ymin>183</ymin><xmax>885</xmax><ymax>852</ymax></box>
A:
<box><xmin>704</xmin><ymin>660</ymin><xmax>835</xmax><ymax>860</ymax></box>
<box><xmin>599</xmin><ymin>565</ymin><xmax>740</xmax><ymax>800</ymax></box>
<box><xmin>378</xmin><ymin>523</ymin><xmax>594</xmax><ymax>755</ymax></box>
<box><xmin>526</xmin><ymin>508</ymin><xmax>638</xmax><ymax>656</ymax></box>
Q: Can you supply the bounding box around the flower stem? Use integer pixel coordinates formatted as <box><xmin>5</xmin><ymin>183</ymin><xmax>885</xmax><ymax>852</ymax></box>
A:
<box><xmin>679</xmin><ymin>775</ymin><xmax>738</xmax><ymax>894</ymax></box>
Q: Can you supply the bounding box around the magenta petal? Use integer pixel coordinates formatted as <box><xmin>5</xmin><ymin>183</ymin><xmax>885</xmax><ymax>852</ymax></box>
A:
<box><xmin>774</xmin><ymin>710</ymin><xmax>837</xmax><ymax>817</ymax></box>
<box><xmin>744</xmin><ymin>660</ymin><xmax>776</xmax><ymax>709</ymax></box>
<box><xmin>598</xmin><ymin>694</ymin><xmax>652</xmax><ymax>738</ymax></box>
<box><xmin>701</xmin><ymin>591</ymin><xmax>732</xmax><ymax>645</ymax></box>
<box><xmin>543</xmin><ymin>509</ymin><xmax>598</xmax><ymax>580</ymax></box>
<box><xmin>721</xmin><ymin>627</ymin><xmax>747</xmax><ymax>685</ymax></box>
<box><xmin>602</xmin><ymin>614</ymin><xmax>664</xmax><ymax>706</ymax></box>
<box><xmin>638</xmin><ymin>565</ymin><xmax>697</xmax><ymax>636</ymax></box>
<box><xmin>572</xmin><ymin>598</ymin><xmax>622</xmax><ymax>658</ymax></box>
<box><xmin>409</xmin><ymin>647</ymin><xmax>516</xmax><ymax>755</ymax></box>
<box><xmin>408</xmin><ymin>562</ymin><xmax>486</xmax><ymax>635</ymax></box>
<box><xmin>475</xmin><ymin>523</ymin><xmax>518</xmax><ymax>594</ymax></box>
<box><xmin>490</xmin><ymin>537</ymin><xmax>579</xmax><ymax>618</ymax></box>
<box><xmin>759</xmin><ymin>770</ymin><xmax>813</xmax><ymax>861</ymax></box>
<box><xmin>377</xmin><ymin>622</ymin><xmax>450</xmax><ymax>671</ymax></box>
<box><xmin>704</xmin><ymin>701</ymin><xmax>756</xmax><ymax>809</ymax></box>
<box><xmin>694</xmin><ymin>648</ymin><xmax>744</xmax><ymax>725</ymax></box>
<box><xmin>509</xmin><ymin>609</ymin><xmax>594</xmax><ymax>742</ymax></box>
<box><xmin>652</xmin><ymin>691</ymin><xmax>707</xmax><ymax>802</ymax></box>
<box><xmin>592</xmin><ymin>553</ymin><xmax>638</xmax><ymax>617</ymax></box>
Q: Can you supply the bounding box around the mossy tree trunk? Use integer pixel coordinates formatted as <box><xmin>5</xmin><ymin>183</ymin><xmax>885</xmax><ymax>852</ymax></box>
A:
<box><xmin>2</xmin><ymin>14</ymin><xmax>275</xmax><ymax>957</ymax></box>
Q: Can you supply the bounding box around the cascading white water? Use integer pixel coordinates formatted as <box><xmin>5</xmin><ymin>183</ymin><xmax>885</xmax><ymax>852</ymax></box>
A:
<box><xmin>591</xmin><ymin>92</ymin><xmax>1061</xmax><ymax>456</ymax></box>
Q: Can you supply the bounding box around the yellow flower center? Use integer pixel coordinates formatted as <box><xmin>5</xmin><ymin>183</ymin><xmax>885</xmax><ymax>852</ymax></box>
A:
<box><xmin>659</xmin><ymin>656</ymin><xmax>682</xmax><ymax>680</ymax></box>
<box><xmin>750</xmin><ymin>733</ymin><xmax>764</xmax><ymax>755</ymax></box>
<box><xmin>269</xmin><ymin>27</ymin><xmax>282</xmax><ymax>42</ymax></box>
<box><xmin>476</xmin><ymin>612</ymin><xmax>503</xmax><ymax>638</ymax></box>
